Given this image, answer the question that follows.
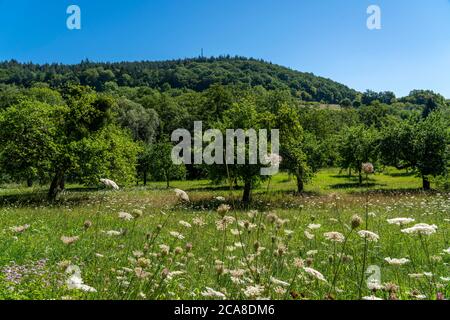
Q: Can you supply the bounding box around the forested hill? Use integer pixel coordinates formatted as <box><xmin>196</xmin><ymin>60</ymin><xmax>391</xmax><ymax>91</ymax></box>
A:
<box><xmin>0</xmin><ymin>57</ymin><xmax>358</xmax><ymax>104</ymax></box>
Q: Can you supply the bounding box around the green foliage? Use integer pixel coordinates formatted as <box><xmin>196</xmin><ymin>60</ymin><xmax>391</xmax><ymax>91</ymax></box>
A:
<box><xmin>145</xmin><ymin>142</ymin><xmax>186</xmax><ymax>187</ymax></box>
<box><xmin>115</xmin><ymin>98</ymin><xmax>160</xmax><ymax>143</ymax></box>
<box><xmin>337</xmin><ymin>125</ymin><xmax>379</xmax><ymax>181</ymax></box>
<box><xmin>0</xmin><ymin>86</ymin><xmax>140</xmax><ymax>197</ymax></box>
<box><xmin>71</xmin><ymin>125</ymin><xmax>141</xmax><ymax>186</ymax></box>
<box><xmin>0</xmin><ymin>57</ymin><xmax>358</xmax><ymax>104</ymax></box>
<box><xmin>380</xmin><ymin>111</ymin><xmax>449</xmax><ymax>189</ymax></box>
<box><xmin>0</xmin><ymin>99</ymin><xmax>66</xmax><ymax>183</ymax></box>
<box><xmin>207</xmin><ymin>99</ymin><xmax>273</xmax><ymax>202</ymax></box>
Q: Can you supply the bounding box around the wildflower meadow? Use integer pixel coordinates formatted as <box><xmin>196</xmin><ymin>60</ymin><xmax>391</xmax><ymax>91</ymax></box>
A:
<box><xmin>0</xmin><ymin>169</ymin><xmax>448</xmax><ymax>301</ymax></box>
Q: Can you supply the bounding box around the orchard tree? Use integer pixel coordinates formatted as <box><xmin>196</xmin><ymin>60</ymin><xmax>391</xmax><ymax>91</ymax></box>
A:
<box><xmin>146</xmin><ymin>142</ymin><xmax>186</xmax><ymax>188</ymax></box>
<box><xmin>207</xmin><ymin>99</ymin><xmax>274</xmax><ymax>203</ymax></box>
<box><xmin>337</xmin><ymin>125</ymin><xmax>379</xmax><ymax>184</ymax></box>
<box><xmin>380</xmin><ymin>113</ymin><xmax>448</xmax><ymax>190</ymax></box>
<box><xmin>274</xmin><ymin>103</ymin><xmax>310</xmax><ymax>193</ymax></box>
<box><xmin>0</xmin><ymin>99</ymin><xmax>65</xmax><ymax>186</ymax></box>
<box><xmin>0</xmin><ymin>86</ymin><xmax>141</xmax><ymax>200</ymax></box>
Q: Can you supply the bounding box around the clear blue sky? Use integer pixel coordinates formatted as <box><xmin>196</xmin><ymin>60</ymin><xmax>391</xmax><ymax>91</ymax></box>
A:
<box><xmin>0</xmin><ymin>0</ymin><xmax>449</xmax><ymax>97</ymax></box>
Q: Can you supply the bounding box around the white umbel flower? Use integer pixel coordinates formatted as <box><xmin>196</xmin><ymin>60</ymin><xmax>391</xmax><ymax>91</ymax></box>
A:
<box><xmin>401</xmin><ymin>223</ymin><xmax>438</xmax><ymax>236</ymax></box>
<box><xmin>307</xmin><ymin>224</ymin><xmax>321</xmax><ymax>230</ymax></box>
<box><xmin>201</xmin><ymin>287</ymin><xmax>226</xmax><ymax>299</ymax></box>
<box><xmin>384</xmin><ymin>257</ymin><xmax>410</xmax><ymax>266</ymax></box>
<box><xmin>264</xmin><ymin>153</ymin><xmax>283</xmax><ymax>166</ymax></box>
<box><xmin>66</xmin><ymin>265</ymin><xmax>97</xmax><ymax>293</ymax></box>
<box><xmin>324</xmin><ymin>232</ymin><xmax>345</xmax><ymax>243</ymax></box>
<box><xmin>270</xmin><ymin>277</ymin><xmax>290</xmax><ymax>287</ymax></box>
<box><xmin>118</xmin><ymin>212</ymin><xmax>134</xmax><ymax>221</ymax></box>
<box><xmin>362</xmin><ymin>296</ymin><xmax>383</xmax><ymax>300</ymax></box>
<box><xmin>387</xmin><ymin>218</ymin><xmax>415</xmax><ymax>226</ymax></box>
<box><xmin>243</xmin><ymin>285</ymin><xmax>265</xmax><ymax>298</ymax></box>
<box><xmin>303</xmin><ymin>267</ymin><xmax>327</xmax><ymax>282</ymax></box>
<box><xmin>357</xmin><ymin>230</ymin><xmax>380</xmax><ymax>242</ymax></box>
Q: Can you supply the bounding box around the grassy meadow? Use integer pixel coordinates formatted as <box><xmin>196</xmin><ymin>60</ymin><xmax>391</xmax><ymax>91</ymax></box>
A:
<box><xmin>0</xmin><ymin>168</ymin><xmax>449</xmax><ymax>300</ymax></box>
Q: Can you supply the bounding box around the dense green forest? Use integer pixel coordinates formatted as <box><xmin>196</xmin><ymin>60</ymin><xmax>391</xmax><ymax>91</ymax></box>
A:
<box><xmin>0</xmin><ymin>57</ymin><xmax>448</xmax><ymax>201</ymax></box>
<box><xmin>0</xmin><ymin>57</ymin><xmax>358</xmax><ymax>103</ymax></box>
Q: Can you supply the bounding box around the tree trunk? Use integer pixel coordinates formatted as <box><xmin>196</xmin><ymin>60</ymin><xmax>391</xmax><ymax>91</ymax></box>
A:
<box><xmin>165</xmin><ymin>171</ymin><xmax>170</xmax><ymax>189</ymax></box>
<box><xmin>143</xmin><ymin>171</ymin><xmax>148</xmax><ymax>186</ymax></box>
<box><xmin>59</xmin><ymin>176</ymin><xmax>65</xmax><ymax>191</ymax></box>
<box><xmin>358</xmin><ymin>168</ymin><xmax>363</xmax><ymax>185</ymax></box>
<box><xmin>422</xmin><ymin>176</ymin><xmax>431</xmax><ymax>191</ymax></box>
<box><xmin>26</xmin><ymin>178</ymin><xmax>33</xmax><ymax>188</ymax></box>
<box><xmin>48</xmin><ymin>170</ymin><xmax>65</xmax><ymax>201</ymax></box>
<box><xmin>296</xmin><ymin>175</ymin><xmax>304</xmax><ymax>194</ymax></box>
<box><xmin>242</xmin><ymin>181</ymin><xmax>252</xmax><ymax>204</ymax></box>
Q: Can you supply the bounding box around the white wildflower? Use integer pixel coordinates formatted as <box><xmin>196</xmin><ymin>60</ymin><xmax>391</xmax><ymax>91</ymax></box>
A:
<box><xmin>324</xmin><ymin>231</ymin><xmax>345</xmax><ymax>243</ymax></box>
<box><xmin>61</xmin><ymin>236</ymin><xmax>79</xmax><ymax>245</ymax></box>
<box><xmin>384</xmin><ymin>257</ymin><xmax>410</xmax><ymax>266</ymax></box>
<box><xmin>178</xmin><ymin>220</ymin><xmax>192</xmax><ymax>228</ymax></box>
<box><xmin>362</xmin><ymin>296</ymin><xmax>383</xmax><ymax>300</ymax></box>
<box><xmin>263</xmin><ymin>153</ymin><xmax>282</xmax><ymax>166</ymax></box>
<box><xmin>270</xmin><ymin>277</ymin><xmax>290</xmax><ymax>287</ymax></box>
<box><xmin>104</xmin><ymin>230</ymin><xmax>122</xmax><ymax>236</ymax></box>
<box><xmin>401</xmin><ymin>223</ymin><xmax>438</xmax><ymax>236</ymax></box>
<box><xmin>118</xmin><ymin>212</ymin><xmax>134</xmax><ymax>221</ymax></box>
<box><xmin>304</xmin><ymin>230</ymin><xmax>315</xmax><ymax>240</ymax></box>
<box><xmin>243</xmin><ymin>285</ymin><xmax>265</xmax><ymax>298</ymax></box>
<box><xmin>10</xmin><ymin>224</ymin><xmax>30</xmax><ymax>233</ymax></box>
<box><xmin>66</xmin><ymin>265</ymin><xmax>97</xmax><ymax>293</ymax></box>
<box><xmin>201</xmin><ymin>287</ymin><xmax>226</xmax><ymax>299</ymax></box>
<box><xmin>169</xmin><ymin>231</ymin><xmax>185</xmax><ymax>240</ymax></box>
<box><xmin>387</xmin><ymin>217</ymin><xmax>415</xmax><ymax>226</ymax></box>
<box><xmin>303</xmin><ymin>267</ymin><xmax>327</xmax><ymax>282</ymax></box>
<box><xmin>357</xmin><ymin>230</ymin><xmax>379</xmax><ymax>242</ymax></box>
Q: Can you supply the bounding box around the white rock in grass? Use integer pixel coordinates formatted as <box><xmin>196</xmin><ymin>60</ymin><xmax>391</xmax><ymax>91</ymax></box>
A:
<box><xmin>174</xmin><ymin>189</ymin><xmax>190</xmax><ymax>202</ymax></box>
<box><xmin>100</xmin><ymin>178</ymin><xmax>119</xmax><ymax>190</ymax></box>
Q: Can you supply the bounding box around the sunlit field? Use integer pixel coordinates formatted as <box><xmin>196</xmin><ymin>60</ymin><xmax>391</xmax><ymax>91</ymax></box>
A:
<box><xmin>0</xmin><ymin>168</ymin><xmax>448</xmax><ymax>300</ymax></box>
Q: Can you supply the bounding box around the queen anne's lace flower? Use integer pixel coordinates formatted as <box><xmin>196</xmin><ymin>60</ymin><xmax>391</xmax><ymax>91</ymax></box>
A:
<box><xmin>357</xmin><ymin>230</ymin><xmax>379</xmax><ymax>242</ymax></box>
<box><xmin>384</xmin><ymin>257</ymin><xmax>410</xmax><ymax>266</ymax></box>
<box><xmin>401</xmin><ymin>223</ymin><xmax>438</xmax><ymax>236</ymax></box>
<box><xmin>303</xmin><ymin>267</ymin><xmax>327</xmax><ymax>282</ymax></box>
<box><xmin>324</xmin><ymin>232</ymin><xmax>345</xmax><ymax>243</ymax></box>
<box><xmin>201</xmin><ymin>287</ymin><xmax>226</xmax><ymax>299</ymax></box>
<box><xmin>118</xmin><ymin>212</ymin><xmax>134</xmax><ymax>221</ymax></box>
<box><xmin>387</xmin><ymin>218</ymin><xmax>415</xmax><ymax>226</ymax></box>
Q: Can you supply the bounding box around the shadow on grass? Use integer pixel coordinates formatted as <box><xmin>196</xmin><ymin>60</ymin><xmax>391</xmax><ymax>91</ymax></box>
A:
<box><xmin>185</xmin><ymin>185</ymin><xmax>242</xmax><ymax>192</ymax></box>
<box><xmin>330</xmin><ymin>174</ymin><xmax>358</xmax><ymax>179</ymax></box>
<box><xmin>385</xmin><ymin>172</ymin><xmax>416</xmax><ymax>178</ymax></box>
<box><xmin>329</xmin><ymin>182</ymin><xmax>385</xmax><ymax>189</ymax></box>
<box><xmin>349</xmin><ymin>188</ymin><xmax>439</xmax><ymax>196</ymax></box>
<box><xmin>0</xmin><ymin>187</ymin><xmax>101</xmax><ymax>207</ymax></box>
